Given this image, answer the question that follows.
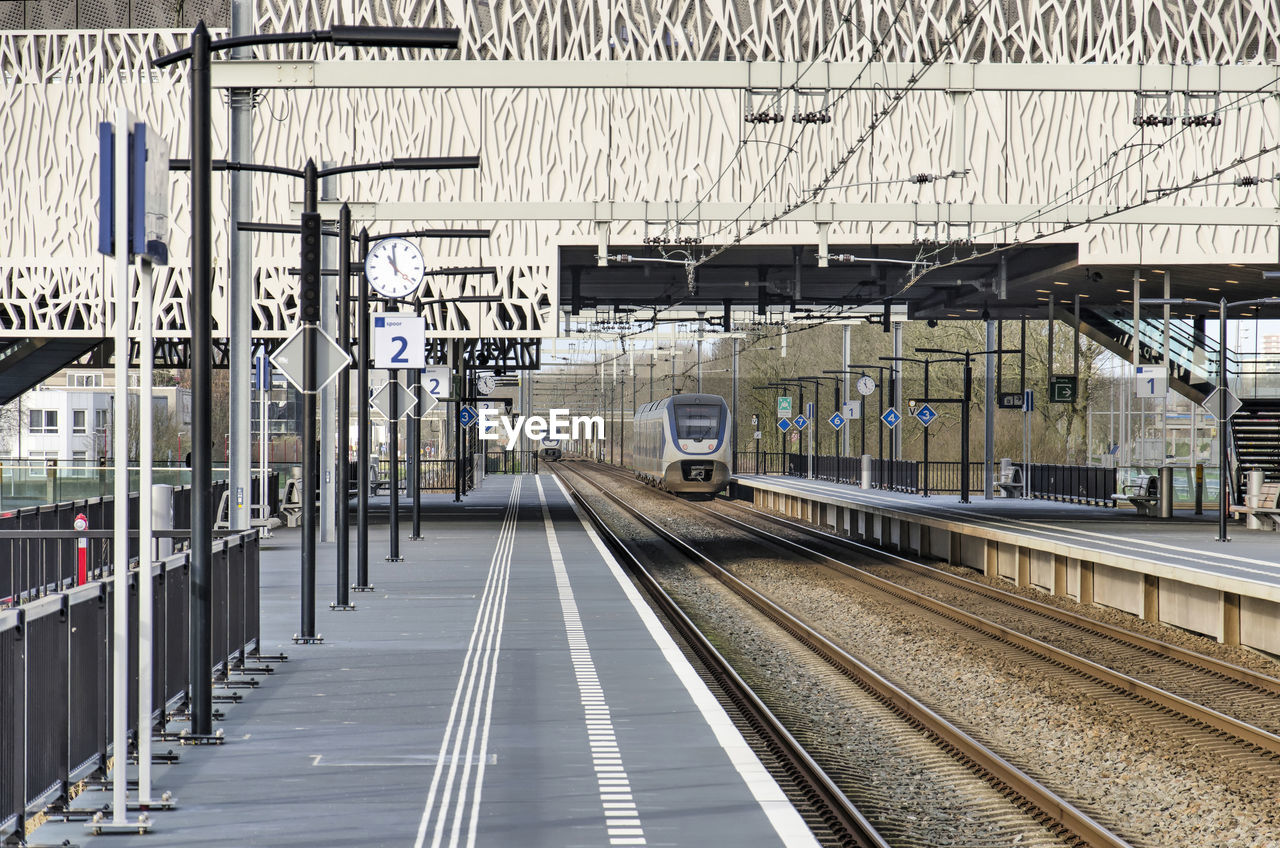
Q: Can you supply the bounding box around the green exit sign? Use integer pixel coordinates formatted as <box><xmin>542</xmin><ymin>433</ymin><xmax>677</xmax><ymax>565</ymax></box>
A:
<box><xmin>1049</xmin><ymin>375</ymin><xmax>1077</xmax><ymax>403</ymax></box>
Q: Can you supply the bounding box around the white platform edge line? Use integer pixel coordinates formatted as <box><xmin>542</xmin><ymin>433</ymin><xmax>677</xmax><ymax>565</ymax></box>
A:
<box><xmin>548</xmin><ymin>474</ymin><xmax>821</xmax><ymax>848</ymax></box>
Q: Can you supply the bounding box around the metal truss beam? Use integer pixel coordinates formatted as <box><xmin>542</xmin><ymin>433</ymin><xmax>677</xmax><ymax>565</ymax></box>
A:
<box><xmin>300</xmin><ymin>200</ymin><xmax>1280</xmax><ymax>229</ymax></box>
<box><xmin>214</xmin><ymin>60</ymin><xmax>1280</xmax><ymax>94</ymax></box>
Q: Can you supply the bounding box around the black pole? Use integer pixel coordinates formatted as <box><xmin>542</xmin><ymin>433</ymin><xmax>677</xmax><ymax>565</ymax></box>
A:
<box><xmin>797</xmin><ymin>386</ymin><xmax>804</xmax><ymax>472</ymax></box>
<box><xmin>298</xmin><ymin>159</ymin><xmax>320</xmax><ymax>642</ymax></box>
<box><xmin>188</xmin><ymin>21</ymin><xmax>213</xmax><ymax>735</ymax></box>
<box><xmin>355</xmin><ymin>228</ymin><xmax>373</xmax><ymax>591</ymax></box>
<box><xmin>833</xmin><ymin>382</ymin><xmax>840</xmax><ymax>465</ymax></box>
<box><xmin>387</xmin><ymin>369</ymin><xmax>403</xmax><ymax>561</ymax></box>
<box><xmin>1218</xmin><ymin>299</ymin><xmax>1229</xmax><ymax>542</ymax></box>
<box><xmin>409</xmin><ymin>364</ymin><xmax>423</xmax><ymax>540</ymax></box>
<box><xmin>888</xmin><ymin>370</ymin><xmax>897</xmax><ymax>490</ymax></box>
<box><xmin>961</xmin><ymin>356</ymin><xmax>973</xmax><ymax>504</ymax></box>
<box><xmin>922</xmin><ymin>364</ymin><xmax>930</xmax><ymax>498</ymax></box>
<box><xmin>454</xmin><ymin>342</ymin><xmax>463</xmax><ymax>502</ymax></box>
<box><xmin>333</xmin><ymin>203</ymin><xmax>354</xmax><ymax>610</ymax></box>
<box><xmin>877</xmin><ymin>379</ymin><xmax>884</xmax><ymax>485</ymax></box>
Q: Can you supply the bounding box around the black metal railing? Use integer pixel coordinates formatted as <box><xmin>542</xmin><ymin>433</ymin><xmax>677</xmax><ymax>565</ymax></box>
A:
<box><xmin>735</xmin><ymin>451</ymin><xmax>791</xmax><ymax>476</ymax></box>
<box><xmin>740</xmin><ymin>453</ymin><xmax>1114</xmax><ymax>504</ymax></box>
<box><xmin>0</xmin><ymin>481</ymin><xmax>229</xmax><ymax>607</ymax></box>
<box><xmin>0</xmin><ymin>527</ymin><xmax>259</xmax><ymax>842</ymax></box>
<box><xmin>484</xmin><ymin>450</ymin><xmax>539</xmax><ymax>475</ymax></box>
<box><xmin>1024</xmin><ymin>463</ymin><xmax>1117</xmax><ymax>506</ymax></box>
<box><xmin>372</xmin><ymin>459</ymin><xmax>460</xmax><ymax>493</ymax></box>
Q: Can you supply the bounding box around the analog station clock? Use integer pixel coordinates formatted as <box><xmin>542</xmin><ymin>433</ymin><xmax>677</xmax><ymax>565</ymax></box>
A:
<box><xmin>365</xmin><ymin>238</ymin><xmax>424</xmax><ymax>299</ymax></box>
<box><xmin>856</xmin><ymin>375</ymin><xmax>876</xmax><ymax>396</ymax></box>
<box><xmin>477</xmin><ymin>374</ymin><xmax>496</xmax><ymax>396</ymax></box>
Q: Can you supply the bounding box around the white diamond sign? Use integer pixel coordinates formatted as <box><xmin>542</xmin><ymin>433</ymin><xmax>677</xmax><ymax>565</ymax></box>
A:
<box><xmin>370</xmin><ymin>379</ymin><xmax>417</xmax><ymax>420</ymax></box>
<box><xmin>1202</xmin><ymin>386</ymin><xmax>1242</xmax><ymax>420</ymax></box>
<box><xmin>416</xmin><ymin>389</ymin><xmax>439</xmax><ymax>415</ymax></box>
<box><xmin>269</xmin><ymin>326</ymin><xmax>351</xmax><ymax>395</ymax></box>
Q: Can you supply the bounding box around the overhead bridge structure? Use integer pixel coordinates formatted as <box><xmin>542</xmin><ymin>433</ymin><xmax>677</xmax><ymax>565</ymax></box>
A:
<box><xmin>0</xmin><ymin>1</ymin><xmax>1276</xmax><ymax>468</ymax></box>
<box><xmin>0</xmin><ymin>1</ymin><xmax>1276</xmax><ymax>353</ymax></box>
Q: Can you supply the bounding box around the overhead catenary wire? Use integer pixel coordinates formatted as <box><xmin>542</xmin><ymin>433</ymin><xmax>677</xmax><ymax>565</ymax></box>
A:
<box><xmin>685</xmin><ymin>0</ymin><xmax>997</xmax><ymax>284</ymax></box>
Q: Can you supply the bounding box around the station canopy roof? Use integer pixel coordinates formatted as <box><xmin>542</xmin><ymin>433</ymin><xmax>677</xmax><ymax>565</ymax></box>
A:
<box><xmin>559</xmin><ymin>243</ymin><xmax>1280</xmax><ymax>322</ymax></box>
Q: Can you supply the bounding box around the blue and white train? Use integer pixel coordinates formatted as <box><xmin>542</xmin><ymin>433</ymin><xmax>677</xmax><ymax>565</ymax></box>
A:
<box><xmin>632</xmin><ymin>394</ymin><xmax>731</xmax><ymax>496</ymax></box>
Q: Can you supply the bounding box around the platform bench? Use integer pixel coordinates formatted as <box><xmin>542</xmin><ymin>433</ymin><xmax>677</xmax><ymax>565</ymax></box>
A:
<box><xmin>1229</xmin><ymin>481</ymin><xmax>1280</xmax><ymax>530</ymax></box>
<box><xmin>1112</xmin><ymin>475</ymin><xmax>1160</xmax><ymax>517</ymax></box>
<box><xmin>994</xmin><ymin>466</ymin><xmax>1024</xmax><ymax>498</ymax></box>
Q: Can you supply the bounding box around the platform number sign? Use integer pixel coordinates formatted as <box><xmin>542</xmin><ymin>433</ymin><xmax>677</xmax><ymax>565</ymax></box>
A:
<box><xmin>1134</xmin><ymin>365</ymin><xmax>1167</xmax><ymax>398</ymax></box>
<box><xmin>420</xmin><ymin>365</ymin><xmax>450</xmax><ymax>399</ymax></box>
<box><xmin>373</xmin><ymin>314</ymin><xmax>426</xmax><ymax>370</ymax></box>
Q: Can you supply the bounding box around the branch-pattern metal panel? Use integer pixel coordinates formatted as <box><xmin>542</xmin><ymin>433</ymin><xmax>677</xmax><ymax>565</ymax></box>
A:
<box><xmin>259</xmin><ymin>0</ymin><xmax>1280</xmax><ymax>63</ymax></box>
<box><xmin>0</xmin><ymin>2</ymin><xmax>1276</xmax><ymax>340</ymax></box>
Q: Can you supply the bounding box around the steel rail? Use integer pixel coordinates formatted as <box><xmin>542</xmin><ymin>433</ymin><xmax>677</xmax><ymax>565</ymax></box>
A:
<box><xmin>586</xmin><ymin>460</ymin><xmax>1280</xmax><ymax>758</ymax></box>
<box><xmin>716</xmin><ymin>499</ymin><xmax>1280</xmax><ymax>700</ymax></box>
<box><xmin>560</xmin><ymin>462</ymin><xmax>1129</xmax><ymax>848</ymax></box>
<box><xmin>552</xmin><ymin>466</ymin><xmax>888</xmax><ymax>848</ymax></box>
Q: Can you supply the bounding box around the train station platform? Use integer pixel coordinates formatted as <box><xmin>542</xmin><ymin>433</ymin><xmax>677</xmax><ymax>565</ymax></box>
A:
<box><xmin>732</xmin><ymin>474</ymin><xmax>1280</xmax><ymax>657</ymax></box>
<box><xmin>43</xmin><ymin>474</ymin><xmax>816</xmax><ymax>848</ymax></box>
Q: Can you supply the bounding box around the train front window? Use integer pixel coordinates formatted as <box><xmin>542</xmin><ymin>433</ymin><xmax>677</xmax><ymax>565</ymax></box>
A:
<box><xmin>674</xmin><ymin>404</ymin><xmax>721</xmax><ymax>440</ymax></box>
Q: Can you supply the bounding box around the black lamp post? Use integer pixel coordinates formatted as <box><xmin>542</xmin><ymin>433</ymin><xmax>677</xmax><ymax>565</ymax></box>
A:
<box><xmin>916</xmin><ymin>347</ymin><xmax>1017</xmax><ymax>504</ymax></box>
<box><xmin>880</xmin><ymin>356</ymin><xmax>938</xmax><ymax>497</ymax></box>
<box><xmin>826</xmin><ymin>365</ymin><xmax>892</xmax><ymax>486</ymax></box>
<box><xmin>155</xmin><ymin>21</ymin><xmax>462</xmax><ymax>735</ymax></box>
<box><xmin>797</xmin><ymin>375</ymin><xmax>843</xmax><ymax>481</ymax></box>
<box><xmin>767</xmin><ymin>380</ymin><xmax>806</xmax><ymax>475</ymax></box>
<box><xmin>215</xmin><ymin>154</ymin><xmax>479</xmax><ymax>635</ymax></box>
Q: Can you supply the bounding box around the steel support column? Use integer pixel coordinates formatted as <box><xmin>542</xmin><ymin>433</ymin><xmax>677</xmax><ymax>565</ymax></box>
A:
<box><xmin>227</xmin><ymin>0</ymin><xmax>254</xmax><ymax>533</ymax></box>
<box><xmin>188</xmin><ymin>22</ymin><xmax>214</xmax><ymax>736</ymax></box>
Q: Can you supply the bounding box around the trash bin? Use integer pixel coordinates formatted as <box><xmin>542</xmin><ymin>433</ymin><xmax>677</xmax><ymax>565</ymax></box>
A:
<box><xmin>1246</xmin><ymin>468</ymin><xmax>1265</xmax><ymax>530</ymax></box>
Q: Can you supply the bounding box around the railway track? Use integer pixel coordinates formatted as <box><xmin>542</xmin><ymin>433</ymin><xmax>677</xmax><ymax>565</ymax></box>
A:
<box><xmin>550</xmin><ymin>466</ymin><xmax>890</xmax><ymax>848</ymax></box>
<box><xmin>586</xmin><ymin>461</ymin><xmax>1280</xmax><ymax>761</ymax></box>
<box><xmin>707</xmin><ymin>492</ymin><xmax>1280</xmax><ymax>741</ymax></box>
<box><xmin>553</xmin><ymin>462</ymin><xmax>1129</xmax><ymax>848</ymax></box>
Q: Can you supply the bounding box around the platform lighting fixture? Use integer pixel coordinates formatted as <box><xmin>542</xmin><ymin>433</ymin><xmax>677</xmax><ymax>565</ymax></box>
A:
<box><xmin>1053</xmin><ymin>281</ymin><xmax>1068</xmax><ymax>285</ymax></box>
<box><xmin>153</xmin><ymin>20</ymin><xmax>463</xmax><ymax>740</ymax></box>
<box><xmin>825</xmin><ymin>254</ymin><xmax>924</xmax><ymax>267</ymax></box>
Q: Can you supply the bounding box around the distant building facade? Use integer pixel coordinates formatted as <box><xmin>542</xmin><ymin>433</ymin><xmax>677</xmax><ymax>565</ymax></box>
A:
<box><xmin>0</xmin><ymin>370</ymin><xmax>191</xmax><ymax>464</ymax></box>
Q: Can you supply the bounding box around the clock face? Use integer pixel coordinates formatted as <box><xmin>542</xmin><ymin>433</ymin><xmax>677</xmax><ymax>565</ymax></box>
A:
<box><xmin>477</xmin><ymin>375</ymin><xmax>496</xmax><ymax>396</ymax></box>
<box><xmin>856</xmin><ymin>375</ymin><xmax>876</xmax><ymax>396</ymax></box>
<box><xmin>365</xmin><ymin>238</ymin><xmax>424</xmax><ymax>299</ymax></box>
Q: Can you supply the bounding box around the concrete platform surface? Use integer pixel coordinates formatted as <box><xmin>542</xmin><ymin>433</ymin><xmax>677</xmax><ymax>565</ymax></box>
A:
<box><xmin>43</xmin><ymin>474</ymin><xmax>816</xmax><ymax>848</ymax></box>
